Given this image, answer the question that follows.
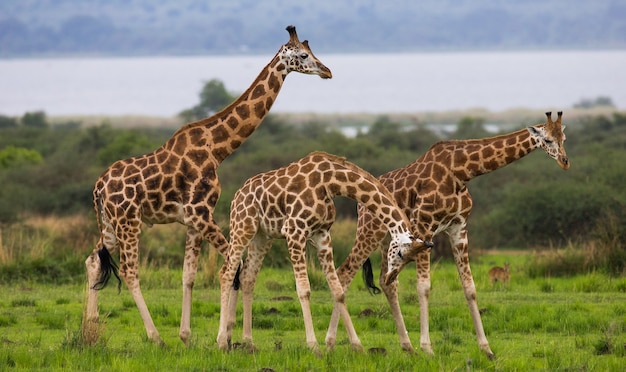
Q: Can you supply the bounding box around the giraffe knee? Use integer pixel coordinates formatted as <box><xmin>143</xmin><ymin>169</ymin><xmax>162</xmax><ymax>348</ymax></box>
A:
<box><xmin>297</xmin><ymin>289</ymin><xmax>311</xmax><ymax>302</ymax></box>
<box><xmin>333</xmin><ymin>292</ymin><xmax>346</xmax><ymax>303</ymax></box>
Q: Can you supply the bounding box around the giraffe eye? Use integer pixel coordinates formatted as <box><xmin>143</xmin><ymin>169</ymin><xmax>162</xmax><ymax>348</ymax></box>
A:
<box><xmin>544</xmin><ymin>138</ymin><xmax>553</xmax><ymax>144</ymax></box>
<box><xmin>299</xmin><ymin>53</ymin><xmax>308</xmax><ymax>59</ymax></box>
<box><xmin>397</xmin><ymin>251</ymin><xmax>403</xmax><ymax>259</ymax></box>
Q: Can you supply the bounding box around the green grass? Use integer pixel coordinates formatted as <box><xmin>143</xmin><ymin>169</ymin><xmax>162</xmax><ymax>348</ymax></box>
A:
<box><xmin>0</xmin><ymin>254</ymin><xmax>625</xmax><ymax>371</ymax></box>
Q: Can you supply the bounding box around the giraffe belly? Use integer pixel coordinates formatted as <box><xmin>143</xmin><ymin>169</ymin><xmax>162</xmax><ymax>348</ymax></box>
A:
<box><xmin>141</xmin><ymin>203</ymin><xmax>185</xmax><ymax>226</ymax></box>
<box><xmin>259</xmin><ymin>221</ymin><xmax>284</xmax><ymax>239</ymax></box>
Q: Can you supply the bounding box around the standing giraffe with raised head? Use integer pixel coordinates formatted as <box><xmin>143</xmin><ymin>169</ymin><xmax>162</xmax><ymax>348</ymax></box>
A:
<box><xmin>327</xmin><ymin>112</ymin><xmax>569</xmax><ymax>359</ymax></box>
<box><xmin>216</xmin><ymin>151</ymin><xmax>430</xmax><ymax>354</ymax></box>
<box><xmin>83</xmin><ymin>25</ymin><xmax>332</xmax><ymax>346</ymax></box>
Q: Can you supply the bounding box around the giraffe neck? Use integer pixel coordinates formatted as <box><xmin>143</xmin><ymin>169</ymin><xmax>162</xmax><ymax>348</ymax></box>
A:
<box><xmin>450</xmin><ymin>127</ymin><xmax>540</xmax><ymax>182</ymax></box>
<box><xmin>322</xmin><ymin>153</ymin><xmax>411</xmax><ymax>237</ymax></box>
<box><xmin>174</xmin><ymin>54</ymin><xmax>288</xmax><ymax>163</ymax></box>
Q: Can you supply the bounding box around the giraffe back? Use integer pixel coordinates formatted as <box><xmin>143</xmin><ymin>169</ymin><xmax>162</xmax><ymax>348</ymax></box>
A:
<box><xmin>231</xmin><ymin>151</ymin><xmax>417</xmax><ymax>241</ymax></box>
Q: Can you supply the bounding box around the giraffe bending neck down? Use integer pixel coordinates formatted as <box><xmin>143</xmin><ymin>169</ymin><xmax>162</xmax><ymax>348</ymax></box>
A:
<box><xmin>326</xmin><ymin>112</ymin><xmax>569</xmax><ymax>359</ymax></box>
<box><xmin>83</xmin><ymin>26</ymin><xmax>331</xmax><ymax>346</ymax></box>
<box><xmin>217</xmin><ymin>151</ymin><xmax>429</xmax><ymax>354</ymax></box>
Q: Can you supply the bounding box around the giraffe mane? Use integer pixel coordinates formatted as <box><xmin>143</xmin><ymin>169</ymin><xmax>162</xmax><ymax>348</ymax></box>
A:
<box><xmin>309</xmin><ymin>150</ymin><xmax>347</xmax><ymax>163</ymax></box>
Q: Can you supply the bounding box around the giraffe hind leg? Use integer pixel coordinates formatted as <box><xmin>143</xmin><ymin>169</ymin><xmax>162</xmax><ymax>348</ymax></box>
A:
<box><xmin>83</xmin><ymin>242</ymin><xmax>122</xmax><ymax>345</ymax></box>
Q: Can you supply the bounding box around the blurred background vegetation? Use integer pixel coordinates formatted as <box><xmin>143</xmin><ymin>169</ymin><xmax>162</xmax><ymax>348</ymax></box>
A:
<box><xmin>0</xmin><ymin>80</ymin><xmax>625</xmax><ymax>284</ymax></box>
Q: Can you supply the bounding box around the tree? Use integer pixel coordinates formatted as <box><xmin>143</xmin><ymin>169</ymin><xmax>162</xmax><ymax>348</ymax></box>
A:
<box><xmin>21</xmin><ymin>111</ymin><xmax>47</xmax><ymax>128</ymax></box>
<box><xmin>0</xmin><ymin>146</ymin><xmax>43</xmax><ymax>168</ymax></box>
<box><xmin>449</xmin><ymin>116</ymin><xmax>490</xmax><ymax>140</ymax></box>
<box><xmin>0</xmin><ymin>115</ymin><xmax>18</xmax><ymax>129</ymax></box>
<box><xmin>97</xmin><ymin>130</ymin><xmax>157</xmax><ymax>166</ymax></box>
<box><xmin>178</xmin><ymin>79</ymin><xmax>236</xmax><ymax>122</ymax></box>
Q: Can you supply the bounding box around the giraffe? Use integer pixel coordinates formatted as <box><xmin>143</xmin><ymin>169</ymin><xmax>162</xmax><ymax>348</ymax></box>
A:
<box><xmin>216</xmin><ymin>151</ymin><xmax>430</xmax><ymax>354</ymax></box>
<box><xmin>83</xmin><ymin>25</ymin><xmax>332</xmax><ymax>346</ymax></box>
<box><xmin>326</xmin><ymin>112</ymin><xmax>569</xmax><ymax>359</ymax></box>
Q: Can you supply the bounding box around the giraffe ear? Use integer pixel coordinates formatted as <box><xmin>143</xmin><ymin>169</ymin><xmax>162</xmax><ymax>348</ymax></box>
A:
<box><xmin>527</xmin><ymin>126</ymin><xmax>542</xmax><ymax>137</ymax></box>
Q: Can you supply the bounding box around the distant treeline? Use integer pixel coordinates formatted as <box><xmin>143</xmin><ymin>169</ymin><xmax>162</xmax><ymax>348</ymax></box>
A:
<box><xmin>1</xmin><ymin>108</ymin><xmax>625</xmax><ymax>257</ymax></box>
<box><xmin>1</xmin><ymin>0</ymin><xmax>625</xmax><ymax>57</ymax></box>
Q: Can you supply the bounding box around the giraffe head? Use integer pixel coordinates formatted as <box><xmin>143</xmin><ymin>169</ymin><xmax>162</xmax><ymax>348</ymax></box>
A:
<box><xmin>279</xmin><ymin>25</ymin><xmax>332</xmax><ymax>79</ymax></box>
<box><xmin>384</xmin><ymin>233</ymin><xmax>434</xmax><ymax>286</ymax></box>
<box><xmin>528</xmin><ymin>111</ymin><xmax>570</xmax><ymax>170</ymax></box>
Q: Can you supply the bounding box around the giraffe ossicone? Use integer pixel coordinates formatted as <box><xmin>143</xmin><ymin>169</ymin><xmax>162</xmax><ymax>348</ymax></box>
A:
<box><xmin>82</xmin><ymin>25</ymin><xmax>331</xmax><ymax>347</ymax></box>
<box><xmin>216</xmin><ymin>151</ymin><xmax>428</xmax><ymax>354</ymax></box>
<box><xmin>327</xmin><ymin>111</ymin><xmax>569</xmax><ymax>359</ymax></box>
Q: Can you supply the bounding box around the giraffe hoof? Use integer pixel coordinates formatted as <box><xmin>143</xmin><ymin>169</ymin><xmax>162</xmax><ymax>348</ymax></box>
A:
<box><xmin>325</xmin><ymin>338</ymin><xmax>336</xmax><ymax>350</ymax></box>
<box><xmin>401</xmin><ymin>344</ymin><xmax>418</xmax><ymax>355</ymax></box>
<box><xmin>480</xmin><ymin>344</ymin><xmax>495</xmax><ymax>360</ymax></box>
<box><xmin>179</xmin><ymin>330</ymin><xmax>192</xmax><ymax>346</ymax></box>
<box><xmin>420</xmin><ymin>343</ymin><xmax>435</xmax><ymax>355</ymax></box>
<box><xmin>309</xmin><ymin>345</ymin><xmax>323</xmax><ymax>358</ymax></box>
<box><xmin>236</xmin><ymin>340</ymin><xmax>258</xmax><ymax>354</ymax></box>
<box><xmin>351</xmin><ymin>344</ymin><xmax>365</xmax><ymax>353</ymax></box>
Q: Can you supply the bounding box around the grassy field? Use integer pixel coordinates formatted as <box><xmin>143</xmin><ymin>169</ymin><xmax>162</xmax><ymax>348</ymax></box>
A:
<box><xmin>1</xmin><ymin>253</ymin><xmax>625</xmax><ymax>371</ymax></box>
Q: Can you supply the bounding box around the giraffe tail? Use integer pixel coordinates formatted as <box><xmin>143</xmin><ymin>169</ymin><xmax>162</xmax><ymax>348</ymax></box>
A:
<box><xmin>362</xmin><ymin>258</ymin><xmax>381</xmax><ymax>295</ymax></box>
<box><xmin>92</xmin><ymin>247</ymin><xmax>122</xmax><ymax>294</ymax></box>
<box><xmin>232</xmin><ymin>261</ymin><xmax>242</xmax><ymax>290</ymax></box>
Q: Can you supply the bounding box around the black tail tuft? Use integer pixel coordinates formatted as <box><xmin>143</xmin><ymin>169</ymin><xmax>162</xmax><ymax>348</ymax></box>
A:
<box><xmin>93</xmin><ymin>247</ymin><xmax>122</xmax><ymax>294</ymax></box>
<box><xmin>232</xmin><ymin>262</ymin><xmax>242</xmax><ymax>291</ymax></box>
<box><xmin>362</xmin><ymin>258</ymin><xmax>381</xmax><ymax>295</ymax></box>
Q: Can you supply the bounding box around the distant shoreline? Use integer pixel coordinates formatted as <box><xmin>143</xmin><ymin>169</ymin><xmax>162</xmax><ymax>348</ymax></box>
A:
<box><xmin>48</xmin><ymin>106</ymin><xmax>620</xmax><ymax>131</ymax></box>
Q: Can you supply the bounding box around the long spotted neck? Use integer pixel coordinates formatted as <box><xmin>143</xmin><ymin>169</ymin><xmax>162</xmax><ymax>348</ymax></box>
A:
<box><xmin>450</xmin><ymin>127</ymin><xmax>540</xmax><ymax>183</ymax></box>
<box><xmin>320</xmin><ymin>153</ymin><xmax>412</xmax><ymax>239</ymax></box>
<box><xmin>175</xmin><ymin>54</ymin><xmax>288</xmax><ymax>163</ymax></box>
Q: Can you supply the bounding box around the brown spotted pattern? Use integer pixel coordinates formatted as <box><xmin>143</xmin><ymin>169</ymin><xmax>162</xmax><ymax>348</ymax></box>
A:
<box><xmin>216</xmin><ymin>151</ymin><xmax>426</xmax><ymax>354</ymax></box>
<box><xmin>83</xmin><ymin>26</ymin><xmax>332</xmax><ymax>346</ymax></box>
<box><xmin>326</xmin><ymin>112</ymin><xmax>568</xmax><ymax>358</ymax></box>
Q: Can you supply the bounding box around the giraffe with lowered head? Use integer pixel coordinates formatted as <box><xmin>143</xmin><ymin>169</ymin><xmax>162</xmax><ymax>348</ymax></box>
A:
<box><xmin>217</xmin><ymin>151</ymin><xmax>430</xmax><ymax>354</ymax></box>
<box><xmin>83</xmin><ymin>26</ymin><xmax>332</xmax><ymax>346</ymax></box>
<box><xmin>327</xmin><ymin>112</ymin><xmax>569</xmax><ymax>359</ymax></box>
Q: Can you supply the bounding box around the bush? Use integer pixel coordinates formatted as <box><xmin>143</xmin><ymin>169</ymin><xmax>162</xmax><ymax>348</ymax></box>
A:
<box><xmin>477</xmin><ymin>182</ymin><xmax>620</xmax><ymax>248</ymax></box>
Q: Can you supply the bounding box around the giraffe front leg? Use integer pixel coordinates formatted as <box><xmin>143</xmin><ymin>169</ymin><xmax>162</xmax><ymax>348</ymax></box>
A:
<box><xmin>313</xmin><ymin>233</ymin><xmax>363</xmax><ymax>352</ymax></box>
<box><xmin>325</xmin><ymin>302</ymin><xmax>340</xmax><ymax>350</ymax></box>
<box><xmin>325</xmin><ymin>241</ymin><xmax>374</xmax><ymax>350</ymax></box>
<box><xmin>179</xmin><ymin>228</ymin><xmax>203</xmax><ymax>345</ymax></box>
<box><xmin>292</xmin><ymin>268</ymin><xmax>321</xmax><ymax>355</ymax></box>
<box><xmin>379</xmin><ymin>246</ymin><xmax>417</xmax><ymax>354</ymax></box>
<box><xmin>415</xmin><ymin>250</ymin><xmax>434</xmax><ymax>355</ymax></box>
<box><xmin>285</xmin><ymin>236</ymin><xmax>321</xmax><ymax>356</ymax></box>
<box><xmin>449</xmin><ymin>226</ymin><xmax>495</xmax><ymax>360</ymax></box>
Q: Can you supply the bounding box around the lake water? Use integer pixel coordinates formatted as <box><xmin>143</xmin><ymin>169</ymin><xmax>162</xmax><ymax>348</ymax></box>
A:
<box><xmin>0</xmin><ymin>50</ymin><xmax>624</xmax><ymax>117</ymax></box>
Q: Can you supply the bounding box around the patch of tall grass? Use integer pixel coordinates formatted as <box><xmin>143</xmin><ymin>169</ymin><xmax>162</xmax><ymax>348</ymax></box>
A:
<box><xmin>525</xmin><ymin>213</ymin><xmax>626</xmax><ymax>278</ymax></box>
<box><xmin>0</xmin><ymin>214</ymin><xmax>96</xmax><ymax>284</ymax></box>
<box><xmin>0</xmin><ymin>214</ymin><xmax>226</xmax><ymax>285</ymax></box>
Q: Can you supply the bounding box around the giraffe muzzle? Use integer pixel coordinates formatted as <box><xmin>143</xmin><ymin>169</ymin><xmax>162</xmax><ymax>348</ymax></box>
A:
<box><xmin>558</xmin><ymin>155</ymin><xmax>570</xmax><ymax>170</ymax></box>
<box><xmin>318</xmin><ymin>66</ymin><xmax>333</xmax><ymax>79</ymax></box>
